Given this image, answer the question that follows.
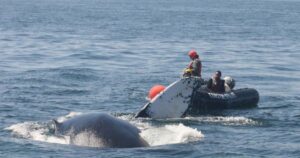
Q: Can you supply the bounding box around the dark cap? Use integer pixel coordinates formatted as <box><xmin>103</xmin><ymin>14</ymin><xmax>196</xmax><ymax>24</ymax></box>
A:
<box><xmin>215</xmin><ymin>70</ymin><xmax>222</xmax><ymax>77</ymax></box>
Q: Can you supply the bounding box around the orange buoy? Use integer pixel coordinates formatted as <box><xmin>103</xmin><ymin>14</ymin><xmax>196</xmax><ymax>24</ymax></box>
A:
<box><xmin>148</xmin><ymin>85</ymin><xmax>166</xmax><ymax>100</ymax></box>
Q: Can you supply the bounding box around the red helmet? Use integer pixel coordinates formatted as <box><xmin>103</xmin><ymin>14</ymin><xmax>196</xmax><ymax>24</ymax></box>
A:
<box><xmin>188</xmin><ymin>50</ymin><xmax>198</xmax><ymax>59</ymax></box>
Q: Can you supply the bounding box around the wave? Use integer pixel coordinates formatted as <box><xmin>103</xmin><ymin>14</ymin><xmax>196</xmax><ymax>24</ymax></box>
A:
<box><xmin>131</xmin><ymin>115</ymin><xmax>260</xmax><ymax>126</ymax></box>
<box><xmin>5</xmin><ymin>122</ymin><xmax>69</xmax><ymax>145</ymax></box>
<box><xmin>139</xmin><ymin>123</ymin><xmax>203</xmax><ymax>146</ymax></box>
<box><xmin>183</xmin><ymin>116</ymin><xmax>260</xmax><ymax>126</ymax></box>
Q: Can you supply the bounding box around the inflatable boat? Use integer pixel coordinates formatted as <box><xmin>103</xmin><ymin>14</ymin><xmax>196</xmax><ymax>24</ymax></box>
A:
<box><xmin>135</xmin><ymin>77</ymin><xmax>259</xmax><ymax>119</ymax></box>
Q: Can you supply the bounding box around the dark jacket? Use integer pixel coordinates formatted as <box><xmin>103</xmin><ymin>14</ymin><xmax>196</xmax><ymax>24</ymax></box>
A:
<box><xmin>207</xmin><ymin>78</ymin><xmax>225</xmax><ymax>93</ymax></box>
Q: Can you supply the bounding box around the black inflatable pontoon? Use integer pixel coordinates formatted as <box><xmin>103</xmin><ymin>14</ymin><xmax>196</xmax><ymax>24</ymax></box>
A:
<box><xmin>135</xmin><ymin>77</ymin><xmax>259</xmax><ymax>119</ymax></box>
<box><xmin>186</xmin><ymin>88</ymin><xmax>259</xmax><ymax>115</ymax></box>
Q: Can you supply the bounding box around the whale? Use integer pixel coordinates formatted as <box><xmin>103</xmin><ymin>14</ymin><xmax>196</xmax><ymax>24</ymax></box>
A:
<box><xmin>53</xmin><ymin>113</ymin><xmax>149</xmax><ymax>148</ymax></box>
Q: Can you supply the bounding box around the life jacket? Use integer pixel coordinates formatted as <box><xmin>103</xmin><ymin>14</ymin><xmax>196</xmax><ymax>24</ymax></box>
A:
<box><xmin>208</xmin><ymin>78</ymin><xmax>225</xmax><ymax>93</ymax></box>
<box><xmin>188</xmin><ymin>58</ymin><xmax>202</xmax><ymax>77</ymax></box>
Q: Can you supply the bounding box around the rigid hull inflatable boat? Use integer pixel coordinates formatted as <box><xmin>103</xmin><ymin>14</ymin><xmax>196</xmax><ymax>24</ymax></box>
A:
<box><xmin>135</xmin><ymin>77</ymin><xmax>259</xmax><ymax>119</ymax></box>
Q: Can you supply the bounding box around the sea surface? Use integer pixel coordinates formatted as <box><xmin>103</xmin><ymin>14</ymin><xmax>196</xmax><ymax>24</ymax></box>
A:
<box><xmin>0</xmin><ymin>0</ymin><xmax>300</xmax><ymax>157</ymax></box>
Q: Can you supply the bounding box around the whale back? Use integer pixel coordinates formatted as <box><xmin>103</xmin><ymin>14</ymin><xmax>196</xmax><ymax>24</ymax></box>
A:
<box><xmin>54</xmin><ymin>113</ymin><xmax>149</xmax><ymax>148</ymax></box>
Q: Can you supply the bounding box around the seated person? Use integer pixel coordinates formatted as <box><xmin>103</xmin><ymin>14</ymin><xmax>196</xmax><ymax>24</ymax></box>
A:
<box><xmin>207</xmin><ymin>71</ymin><xmax>225</xmax><ymax>93</ymax></box>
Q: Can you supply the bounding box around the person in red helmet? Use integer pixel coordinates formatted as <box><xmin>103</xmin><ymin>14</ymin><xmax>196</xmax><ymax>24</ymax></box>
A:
<box><xmin>184</xmin><ymin>50</ymin><xmax>202</xmax><ymax>77</ymax></box>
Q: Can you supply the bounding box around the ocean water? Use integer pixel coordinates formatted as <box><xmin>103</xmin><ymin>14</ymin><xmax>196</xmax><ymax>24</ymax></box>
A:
<box><xmin>1</xmin><ymin>0</ymin><xmax>300</xmax><ymax>157</ymax></box>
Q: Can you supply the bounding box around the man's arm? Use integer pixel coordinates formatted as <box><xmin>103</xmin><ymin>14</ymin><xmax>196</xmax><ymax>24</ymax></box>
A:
<box><xmin>207</xmin><ymin>78</ymin><xmax>212</xmax><ymax>89</ymax></box>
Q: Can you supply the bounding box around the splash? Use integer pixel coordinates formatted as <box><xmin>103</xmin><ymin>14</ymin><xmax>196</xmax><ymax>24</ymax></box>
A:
<box><xmin>139</xmin><ymin>123</ymin><xmax>204</xmax><ymax>146</ymax></box>
<box><xmin>5</xmin><ymin>112</ymin><xmax>204</xmax><ymax>148</ymax></box>
<box><xmin>116</xmin><ymin>114</ymin><xmax>204</xmax><ymax>146</ymax></box>
<box><xmin>5</xmin><ymin>112</ymin><xmax>88</xmax><ymax>146</ymax></box>
<box><xmin>5</xmin><ymin>122</ymin><xmax>69</xmax><ymax>144</ymax></box>
<box><xmin>184</xmin><ymin>116</ymin><xmax>260</xmax><ymax>125</ymax></box>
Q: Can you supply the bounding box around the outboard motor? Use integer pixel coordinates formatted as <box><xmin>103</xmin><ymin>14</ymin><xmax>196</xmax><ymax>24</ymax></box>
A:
<box><xmin>224</xmin><ymin>76</ymin><xmax>235</xmax><ymax>91</ymax></box>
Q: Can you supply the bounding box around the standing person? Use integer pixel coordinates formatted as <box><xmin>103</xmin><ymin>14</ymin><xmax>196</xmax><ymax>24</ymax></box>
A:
<box><xmin>184</xmin><ymin>50</ymin><xmax>202</xmax><ymax>77</ymax></box>
<box><xmin>207</xmin><ymin>71</ymin><xmax>225</xmax><ymax>93</ymax></box>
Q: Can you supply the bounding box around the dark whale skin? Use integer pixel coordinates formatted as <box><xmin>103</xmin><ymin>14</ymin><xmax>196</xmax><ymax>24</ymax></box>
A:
<box><xmin>54</xmin><ymin>113</ymin><xmax>149</xmax><ymax>148</ymax></box>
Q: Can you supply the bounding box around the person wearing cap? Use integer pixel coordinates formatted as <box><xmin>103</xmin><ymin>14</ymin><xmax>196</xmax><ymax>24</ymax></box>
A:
<box><xmin>184</xmin><ymin>50</ymin><xmax>202</xmax><ymax>77</ymax></box>
<box><xmin>207</xmin><ymin>71</ymin><xmax>225</xmax><ymax>93</ymax></box>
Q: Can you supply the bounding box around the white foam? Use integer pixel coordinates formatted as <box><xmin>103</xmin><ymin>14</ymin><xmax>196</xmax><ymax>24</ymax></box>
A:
<box><xmin>139</xmin><ymin>123</ymin><xmax>204</xmax><ymax>146</ymax></box>
<box><xmin>5</xmin><ymin>121</ymin><xmax>110</xmax><ymax>148</ymax></box>
<box><xmin>184</xmin><ymin>116</ymin><xmax>259</xmax><ymax>125</ymax></box>
<box><xmin>4</xmin><ymin>112</ymin><xmax>84</xmax><ymax>145</ymax></box>
<box><xmin>116</xmin><ymin>115</ymin><xmax>204</xmax><ymax>146</ymax></box>
<box><xmin>5</xmin><ymin>122</ymin><xmax>69</xmax><ymax>144</ymax></box>
<box><xmin>5</xmin><ymin>112</ymin><xmax>205</xmax><ymax>147</ymax></box>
